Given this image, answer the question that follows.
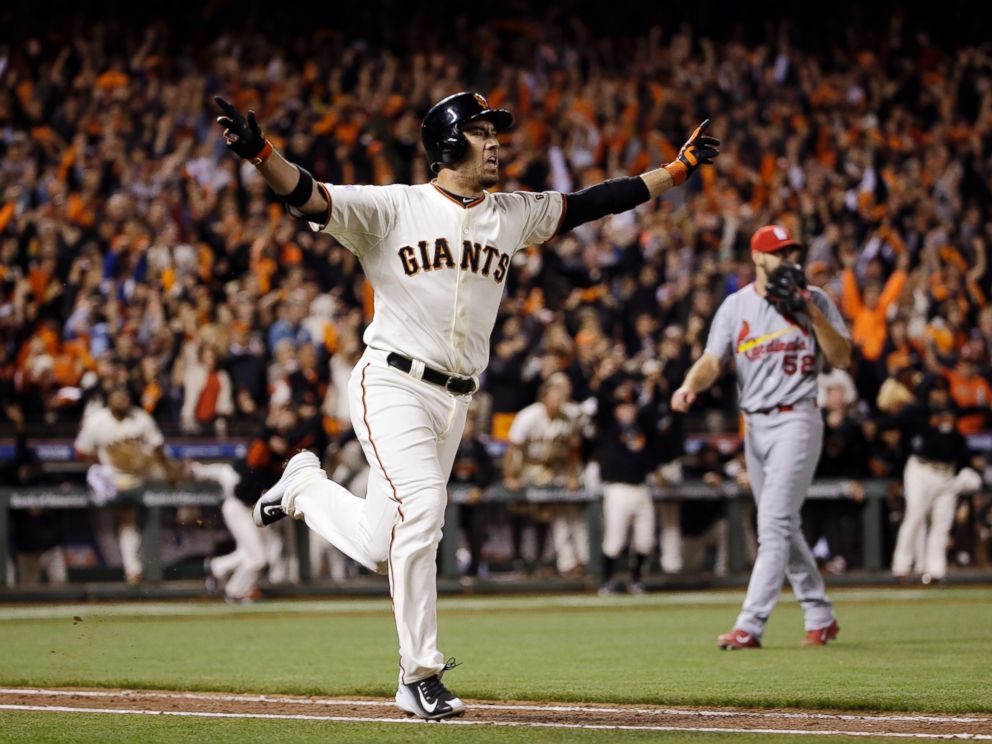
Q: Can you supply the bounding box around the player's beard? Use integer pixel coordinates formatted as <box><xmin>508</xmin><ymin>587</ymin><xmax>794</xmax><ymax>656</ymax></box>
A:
<box><xmin>480</xmin><ymin>170</ymin><xmax>499</xmax><ymax>188</ymax></box>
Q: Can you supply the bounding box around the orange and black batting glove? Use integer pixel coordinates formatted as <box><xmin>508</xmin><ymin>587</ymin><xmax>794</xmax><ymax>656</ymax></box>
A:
<box><xmin>214</xmin><ymin>95</ymin><xmax>273</xmax><ymax>165</ymax></box>
<box><xmin>664</xmin><ymin>119</ymin><xmax>720</xmax><ymax>186</ymax></box>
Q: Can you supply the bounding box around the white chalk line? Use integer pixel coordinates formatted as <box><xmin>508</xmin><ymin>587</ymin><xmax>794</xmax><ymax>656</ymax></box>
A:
<box><xmin>1</xmin><ymin>587</ymin><xmax>989</xmax><ymax>621</ymax></box>
<box><xmin>1</xmin><ymin>703</ymin><xmax>991</xmax><ymax>740</ymax></box>
<box><xmin>1</xmin><ymin>688</ymin><xmax>989</xmax><ymax>726</ymax></box>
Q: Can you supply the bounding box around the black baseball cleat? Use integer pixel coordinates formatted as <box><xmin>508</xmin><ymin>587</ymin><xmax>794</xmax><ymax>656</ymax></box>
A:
<box><xmin>252</xmin><ymin>450</ymin><xmax>320</xmax><ymax>527</ymax></box>
<box><xmin>395</xmin><ymin>674</ymin><xmax>465</xmax><ymax>721</ymax></box>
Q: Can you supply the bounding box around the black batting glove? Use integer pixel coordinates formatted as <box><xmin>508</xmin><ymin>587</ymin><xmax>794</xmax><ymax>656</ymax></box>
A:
<box><xmin>665</xmin><ymin>119</ymin><xmax>720</xmax><ymax>185</ymax></box>
<box><xmin>214</xmin><ymin>95</ymin><xmax>268</xmax><ymax>161</ymax></box>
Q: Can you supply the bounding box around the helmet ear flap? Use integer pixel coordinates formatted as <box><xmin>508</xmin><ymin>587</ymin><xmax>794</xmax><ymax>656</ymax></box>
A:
<box><xmin>436</xmin><ymin>128</ymin><xmax>468</xmax><ymax>171</ymax></box>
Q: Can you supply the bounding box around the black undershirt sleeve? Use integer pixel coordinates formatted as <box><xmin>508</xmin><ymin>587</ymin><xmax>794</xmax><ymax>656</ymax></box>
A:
<box><xmin>558</xmin><ymin>176</ymin><xmax>651</xmax><ymax>234</ymax></box>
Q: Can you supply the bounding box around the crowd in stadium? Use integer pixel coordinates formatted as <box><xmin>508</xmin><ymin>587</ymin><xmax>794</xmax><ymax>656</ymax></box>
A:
<box><xmin>2</xmin><ymin>6</ymin><xmax>991</xmax><ymax>588</ymax></box>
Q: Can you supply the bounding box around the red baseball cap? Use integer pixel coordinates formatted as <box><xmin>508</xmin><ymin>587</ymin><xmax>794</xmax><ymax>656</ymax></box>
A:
<box><xmin>751</xmin><ymin>225</ymin><xmax>801</xmax><ymax>253</ymax></box>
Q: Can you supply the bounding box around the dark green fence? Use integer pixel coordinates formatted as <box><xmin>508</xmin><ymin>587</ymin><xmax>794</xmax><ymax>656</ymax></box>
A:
<box><xmin>1</xmin><ymin>479</ymin><xmax>891</xmax><ymax>586</ymax></box>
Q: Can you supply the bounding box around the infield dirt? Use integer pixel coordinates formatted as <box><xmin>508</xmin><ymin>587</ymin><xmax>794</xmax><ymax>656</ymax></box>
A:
<box><xmin>2</xmin><ymin>687</ymin><xmax>990</xmax><ymax>738</ymax></box>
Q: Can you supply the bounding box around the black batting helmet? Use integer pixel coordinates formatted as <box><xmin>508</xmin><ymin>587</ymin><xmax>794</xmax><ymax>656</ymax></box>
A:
<box><xmin>421</xmin><ymin>92</ymin><xmax>513</xmax><ymax>174</ymax></box>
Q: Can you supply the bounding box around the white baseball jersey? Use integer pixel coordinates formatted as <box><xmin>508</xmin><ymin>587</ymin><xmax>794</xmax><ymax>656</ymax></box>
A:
<box><xmin>309</xmin><ymin>182</ymin><xmax>565</xmax><ymax>377</ymax></box>
<box><xmin>704</xmin><ymin>284</ymin><xmax>848</xmax><ymax>413</ymax></box>
<box><xmin>507</xmin><ymin>401</ymin><xmax>582</xmax><ymax>486</ymax></box>
<box><xmin>75</xmin><ymin>406</ymin><xmax>165</xmax><ymax>490</ymax></box>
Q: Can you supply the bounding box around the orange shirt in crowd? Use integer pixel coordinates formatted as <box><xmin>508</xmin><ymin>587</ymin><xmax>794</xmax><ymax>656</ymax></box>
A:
<box><xmin>841</xmin><ymin>268</ymin><xmax>907</xmax><ymax>361</ymax></box>
<box><xmin>195</xmin><ymin>372</ymin><xmax>221</xmax><ymax>422</ymax></box>
<box><xmin>945</xmin><ymin>368</ymin><xmax>992</xmax><ymax>434</ymax></box>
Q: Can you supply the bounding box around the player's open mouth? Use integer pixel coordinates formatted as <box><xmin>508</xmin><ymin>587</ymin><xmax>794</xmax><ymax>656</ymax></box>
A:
<box><xmin>486</xmin><ymin>156</ymin><xmax>498</xmax><ymax>167</ymax></box>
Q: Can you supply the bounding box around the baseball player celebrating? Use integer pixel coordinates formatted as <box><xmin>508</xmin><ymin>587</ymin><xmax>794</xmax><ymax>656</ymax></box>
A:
<box><xmin>215</xmin><ymin>91</ymin><xmax>718</xmax><ymax>718</ymax></box>
<box><xmin>672</xmin><ymin>225</ymin><xmax>852</xmax><ymax>649</ymax></box>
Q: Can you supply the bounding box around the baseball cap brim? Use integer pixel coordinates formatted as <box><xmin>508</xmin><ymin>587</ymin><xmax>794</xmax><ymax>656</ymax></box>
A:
<box><xmin>758</xmin><ymin>239</ymin><xmax>801</xmax><ymax>253</ymax></box>
<box><xmin>466</xmin><ymin>109</ymin><xmax>513</xmax><ymax>132</ymax></box>
<box><xmin>751</xmin><ymin>225</ymin><xmax>803</xmax><ymax>253</ymax></box>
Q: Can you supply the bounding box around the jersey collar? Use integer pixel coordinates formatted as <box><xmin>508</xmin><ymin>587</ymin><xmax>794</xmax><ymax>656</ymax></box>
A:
<box><xmin>431</xmin><ymin>181</ymin><xmax>486</xmax><ymax>209</ymax></box>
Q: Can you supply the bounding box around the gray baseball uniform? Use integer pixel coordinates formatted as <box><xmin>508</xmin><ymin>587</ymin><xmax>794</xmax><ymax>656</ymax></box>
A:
<box><xmin>705</xmin><ymin>283</ymin><xmax>848</xmax><ymax>636</ymax></box>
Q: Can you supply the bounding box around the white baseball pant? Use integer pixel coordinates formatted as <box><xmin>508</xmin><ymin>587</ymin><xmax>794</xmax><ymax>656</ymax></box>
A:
<box><xmin>552</xmin><ymin>504</ymin><xmax>589</xmax><ymax>574</ymax></box>
<box><xmin>16</xmin><ymin>547</ymin><xmax>68</xmax><ymax>585</ymax></box>
<box><xmin>283</xmin><ymin>347</ymin><xmax>469</xmax><ymax>684</ymax></box>
<box><xmin>891</xmin><ymin>455</ymin><xmax>958</xmax><ymax>580</ymax></box>
<box><xmin>192</xmin><ymin>462</ymin><xmax>271</xmax><ymax>600</ymax></box>
<box><xmin>601</xmin><ymin>482</ymin><xmax>655</xmax><ymax>558</ymax></box>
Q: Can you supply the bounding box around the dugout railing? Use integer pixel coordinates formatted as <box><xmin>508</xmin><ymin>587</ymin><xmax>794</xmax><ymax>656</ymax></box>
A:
<box><xmin>0</xmin><ymin>479</ymin><xmax>892</xmax><ymax>589</ymax></box>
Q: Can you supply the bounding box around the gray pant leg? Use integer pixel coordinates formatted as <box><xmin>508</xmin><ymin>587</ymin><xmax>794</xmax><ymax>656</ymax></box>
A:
<box><xmin>782</xmin><ymin>415</ymin><xmax>834</xmax><ymax>630</ymax></box>
<box><xmin>736</xmin><ymin>410</ymin><xmax>831</xmax><ymax>636</ymax></box>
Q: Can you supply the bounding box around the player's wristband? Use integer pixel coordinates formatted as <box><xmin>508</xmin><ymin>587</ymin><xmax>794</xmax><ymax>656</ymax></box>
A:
<box><xmin>664</xmin><ymin>161</ymin><xmax>688</xmax><ymax>186</ymax></box>
<box><xmin>250</xmin><ymin>140</ymin><xmax>274</xmax><ymax>166</ymax></box>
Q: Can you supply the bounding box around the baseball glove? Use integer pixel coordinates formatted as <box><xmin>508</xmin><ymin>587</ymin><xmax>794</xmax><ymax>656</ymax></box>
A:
<box><xmin>105</xmin><ymin>440</ymin><xmax>157</xmax><ymax>476</ymax></box>
<box><xmin>765</xmin><ymin>263</ymin><xmax>810</xmax><ymax>315</ymax></box>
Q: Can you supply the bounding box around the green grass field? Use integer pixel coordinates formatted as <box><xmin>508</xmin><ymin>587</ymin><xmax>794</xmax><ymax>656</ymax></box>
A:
<box><xmin>1</xmin><ymin>586</ymin><xmax>989</xmax><ymax>742</ymax></box>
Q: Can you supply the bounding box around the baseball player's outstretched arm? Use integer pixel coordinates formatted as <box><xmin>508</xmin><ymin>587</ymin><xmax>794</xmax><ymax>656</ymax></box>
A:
<box><xmin>671</xmin><ymin>353</ymin><xmax>722</xmax><ymax>413</ymax></box>
<box><xmin>642</xmin><ymin>119</ymin><xmax>720</xmax><ymax>198</ymax></box>
<box><xmin>213</xmin><ymin>96</ymin><xmax>329</xmax><ymax>219</ymax></box>
<box><xmin>557</xmin><ymin>120</ymin><xmax>719</xmax><ymax>234</ymax></box>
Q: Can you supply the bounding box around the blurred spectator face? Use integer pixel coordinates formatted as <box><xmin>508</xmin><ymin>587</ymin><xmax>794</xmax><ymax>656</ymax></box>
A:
<box><xmin>575</xmin><ymin>334</ymin><xmax>597</xmax><ymax>364</ymax></box>
<box><xmin>955</xmin><ymin>357</ymin><xmax>976</xmax><ymax>379</ymax></box>
<box><xmin>806</xmin><ymin>261</ymin><xmax>832</xmax><ymax>288</ymax></box>
<box><xmin>140</xmin><ymin>356</ymin><xmax>159</xmax><ymax>379</ymax></box>
<box><xmin>274</xmin><ymin>339</ymin><xmax>296</xmax><ymax>367</ymax></box>
<box><xmin>298</xmin><ymin>342</ymin><xmax>317</xmax><ymax>369</ymax></box>
<box><xmin>201</xmin><ymin>346</ymin><xmax>218</xmax><ymax>370</ymax></box>
<box><xmin>863</xmin><ymin>283</ymin><xmax>882</xmax><ymax>310</ymax></box>
<box><xmin>615</xmin><ymin>400</ymin><xmax>636</xmax><ymax>425</ymax></box>
<box><xmin>660</xmin><ymin>326</ymin><xmax>684</xmax><ymax>359</ymax></box>
<box><xmin>270</xmin><ymin>405</ymin><xmax>299</xmax><ymax>432</ymax></box>
<box><xmin>933</xmin><ymin>408</ymin><xmax>957</xmax><ymax>433</ymax></box>
<box><xmin>889</xmin><ymin>318</ymin><xmax>907</xmax><ymax>345</ymax></box>
<box><xmin>825</xmin><ymin>385</ymin><xmax>847</xmax><ymax>412</ymax></box>
<box><xmin>108</xmin><ymin>387</ymin><xmax>131</xmax><ymax>419</ymax></box>
<box><xmin>979</xmin><ymin>307</ymin><xmax>992</xmax><ymax>339</ymax></box>
<box><xmin>635</xmin><ymin>313</ymin><xmax>657</xmax><ymax>338</ymax></box>
<box><xmin>881</xmin><ymin>428</ymin><xmax>901</xmax><ymax>448</ymax></box>
<box><xmin>928</xmin><ymin>386</ymin><xmax>951</xmax><ymax>410</ymax></box>
<box><xmin>864</xmin><ymin>257</ymin><xmax>885</xmax><ymax>283</ymax></box>
<box><xmin>540</xmin><ymin>373</ymin><xmax>572</xmax><ymax>416</ymax></box>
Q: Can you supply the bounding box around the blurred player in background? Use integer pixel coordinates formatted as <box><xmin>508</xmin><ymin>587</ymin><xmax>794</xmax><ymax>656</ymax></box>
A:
<box><xmin>506</xmin><ymin>373</ymin><xmax>587</xmax><ymax>577</ymax></box>
<box><xmin>75</xmin><ymin>385</ymin><xmax>178</xmax><ymax>585</ymax></box>
<box><xmin>592</xmin><ymin>362</ymin><xmax>658</xmax><ymax>594</ymax></box>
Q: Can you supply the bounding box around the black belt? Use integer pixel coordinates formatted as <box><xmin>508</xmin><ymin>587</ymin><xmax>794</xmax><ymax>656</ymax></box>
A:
<box><xmin>743</xmin><ymin>404</ymin><xmax>796</xmax><ymax>415</ymax></box>
<box><xmin>915</xmin><ymin>456</ymin><xmax>955</xmax><ymax>471</ymax></box>
<box><xmin>386</xmin><ymin>353</ymin><xmax>477</xmax><ymax>395</ymax></box>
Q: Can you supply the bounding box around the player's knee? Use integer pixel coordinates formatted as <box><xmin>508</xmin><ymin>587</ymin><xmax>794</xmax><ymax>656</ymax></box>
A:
<box><xmin>757</xmin><ymin>513</ymin><xmax>794</xmax><ymax>540</ymax></box>
<box><xmin>244</xmin><ymin>554</ymin><xmax>268</xmax><ymax>573</ymax></box>
<box><xmin>396</xmin><ymin>483</ymin><xmax>448</xmax><ymax>521</ymax></box>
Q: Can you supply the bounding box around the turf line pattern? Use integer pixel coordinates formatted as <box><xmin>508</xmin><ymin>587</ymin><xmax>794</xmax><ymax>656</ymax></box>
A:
<box><xmin>2</xmin><ymin>703</ymin><xmax>990</xmax><ymax>739</ymax></box>
<box><xmin>1</xmin><ymin>688</ymin><xmax>990</xmax><ymax>725</ymax></box>
<box><xmin>1</xmin><ymin>587</ymin><xmax>989</xmax><ymax>622</ymax></box>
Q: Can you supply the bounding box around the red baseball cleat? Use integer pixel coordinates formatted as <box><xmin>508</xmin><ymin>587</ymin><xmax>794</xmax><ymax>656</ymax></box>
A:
<box><xmin>802</xmin><ymin>620</ymin><xmax>840</xmax><ymax>646</ymax></box>
<box><xmin>717</xmin><ymin>628</ymin><xmax>761</xmax><ymax>650</ymax></box>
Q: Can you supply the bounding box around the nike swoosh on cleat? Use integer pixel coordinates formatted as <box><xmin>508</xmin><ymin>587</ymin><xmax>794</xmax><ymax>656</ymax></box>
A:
<box><xmin>263</xmin><ymin>505</ymin><xmax>283</xmax><ymax>518</ymax></box>
<box><xmin>417</xmin><ymin>688</ymin><xmax>438</xmax><ymax>714</ymax></box>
